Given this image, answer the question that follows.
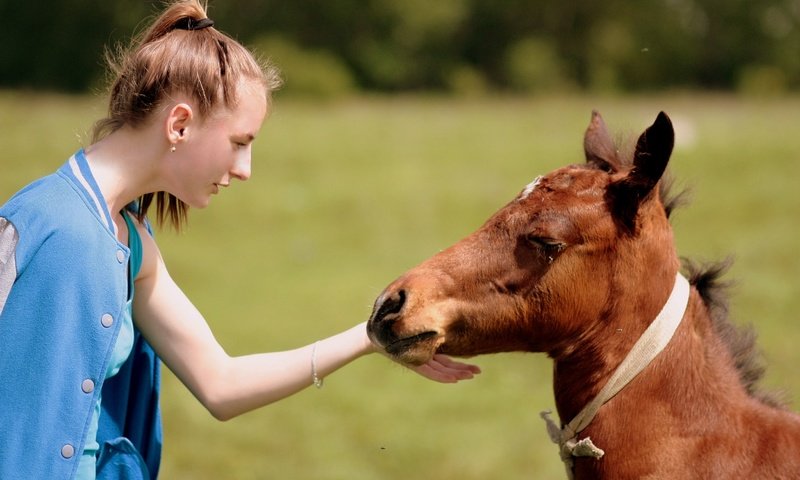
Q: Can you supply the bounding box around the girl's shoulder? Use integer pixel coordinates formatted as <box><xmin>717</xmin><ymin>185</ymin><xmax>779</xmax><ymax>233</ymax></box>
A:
<box><xmin>1</xmin><ymin>173</ymin><xmax>87</xmax><ymax>242</ymax></box>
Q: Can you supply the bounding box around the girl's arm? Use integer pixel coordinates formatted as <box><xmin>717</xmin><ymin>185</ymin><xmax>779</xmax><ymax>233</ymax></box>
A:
<box><xmin>131</xmin><ymin>222</ymin><xmax>479</xmax><ymax>421</ymax></box>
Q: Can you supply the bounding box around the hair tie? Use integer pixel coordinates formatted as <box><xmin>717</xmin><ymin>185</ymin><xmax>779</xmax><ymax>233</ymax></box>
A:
<box><xmin>174</xmin><ymin>17</ymin><xmax>215</xmax><ymax>31</ymax></box>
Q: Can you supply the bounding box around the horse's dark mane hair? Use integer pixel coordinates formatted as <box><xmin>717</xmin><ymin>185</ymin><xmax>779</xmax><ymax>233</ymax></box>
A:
<box><xmin>609</xmin><ymin>135</ymin><xmax>786</xmax><ymax>408</ymax></box>
<box><xmin>681</xmin><ymin>259</ymin><xmax>787</xmax><ymax>408</ymax></box>
<box><xmin>657</xmin><ymin>174</ymin><xmax>691</xmax><ymax>219</ymax></box>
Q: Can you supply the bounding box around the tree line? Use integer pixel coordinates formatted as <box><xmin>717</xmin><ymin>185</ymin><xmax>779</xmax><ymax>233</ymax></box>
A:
<box><xmin>1</xmin><ymin>0</ymin><xmax>797</xmax><ymax>96</ymax></box>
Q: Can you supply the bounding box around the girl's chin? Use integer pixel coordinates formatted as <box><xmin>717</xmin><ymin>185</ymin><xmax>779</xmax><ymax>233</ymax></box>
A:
<box><xmin>169</xmin><ymin>189</ymin><xmax>213</xmax><ymax>209</ymax></box>
<box><xmin>178</xmin><ymin>195</ymin><xmax>211</xmax><ymax>209</ymax></box>
<box><xmin>193</xmin><ymin>197</ymin><xmax>212</xmax><ymax>209</ymax></box>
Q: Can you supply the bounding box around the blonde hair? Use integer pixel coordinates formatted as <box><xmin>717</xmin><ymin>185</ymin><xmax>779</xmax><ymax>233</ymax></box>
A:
<box><xmin>93</xmin><ymin>0</ymin><xmax>281</xmax><ymax>229</ymax></box>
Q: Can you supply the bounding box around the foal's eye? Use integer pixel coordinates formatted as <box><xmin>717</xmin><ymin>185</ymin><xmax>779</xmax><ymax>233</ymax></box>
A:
<box><xmin>525</xmin><ymin>235</ymin><xmax>566</xmax><ymax>252</ymax></box>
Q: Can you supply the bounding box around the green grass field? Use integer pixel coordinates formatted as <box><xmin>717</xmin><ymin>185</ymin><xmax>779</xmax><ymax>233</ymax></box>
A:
<box><xmin>2</xmin><ymin>91</ymin><xmax>799</xmax><ymax>479</ymax></box>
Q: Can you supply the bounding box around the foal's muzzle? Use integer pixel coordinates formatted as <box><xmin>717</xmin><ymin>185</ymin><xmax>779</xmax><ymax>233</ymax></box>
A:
<box><xmin>366</xmin><ymin>288</ymin><xmax>407</xmax><ymax>347</ymax></box>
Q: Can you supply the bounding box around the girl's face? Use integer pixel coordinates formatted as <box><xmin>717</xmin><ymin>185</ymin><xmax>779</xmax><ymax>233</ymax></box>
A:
<box><xmin>170</xmin><ymin>82</ymin><xmax>268</xmax><ymax>208</ymax></box>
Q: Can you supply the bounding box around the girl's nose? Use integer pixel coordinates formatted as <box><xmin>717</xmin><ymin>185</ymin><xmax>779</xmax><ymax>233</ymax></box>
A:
<box><xmin>231</xmin><ymin>154</ymin><xmax>251</xmax><ymax>181</ymax></box>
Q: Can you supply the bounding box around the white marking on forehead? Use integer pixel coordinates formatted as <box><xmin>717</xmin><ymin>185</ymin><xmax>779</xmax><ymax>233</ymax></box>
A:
<box><xmin>519</xmin><ymin>175</ymin><xmax>543</xmax><ymax>200</ymax></box>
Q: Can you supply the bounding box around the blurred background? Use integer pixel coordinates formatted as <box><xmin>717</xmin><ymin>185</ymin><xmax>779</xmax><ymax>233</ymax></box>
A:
<box><xmin>1</xmin><ymin>1</ymin><xmax>799</xmax><ymax>479</ymax></box>
<box><xmin>2</xmin><ymin>0</ymin><xmax>799</xmax><ymax>96</ymax></box>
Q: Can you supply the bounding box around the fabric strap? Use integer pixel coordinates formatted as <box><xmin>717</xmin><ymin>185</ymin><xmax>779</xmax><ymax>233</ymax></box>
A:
<box><xmin>541</xmin><ymin>272</ymin><xmax>691</xmax><ymax>479</ymax></box>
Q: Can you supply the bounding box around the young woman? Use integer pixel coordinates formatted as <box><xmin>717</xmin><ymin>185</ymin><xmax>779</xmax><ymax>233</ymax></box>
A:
<box><xmin>0</xmin><ymin>2</ymin><xmax>479</xmax><ymax>478</ymax></box>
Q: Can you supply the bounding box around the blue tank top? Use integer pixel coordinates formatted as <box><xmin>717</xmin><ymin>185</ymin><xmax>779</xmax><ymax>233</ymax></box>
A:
<box><xmin>75</xmin><ymin>210</ymin><xmax>142</xmax><ymax>479</ymax></box>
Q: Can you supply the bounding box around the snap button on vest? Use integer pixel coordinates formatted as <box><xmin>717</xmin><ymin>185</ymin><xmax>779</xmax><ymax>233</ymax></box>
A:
<box><xmin>61</xmin><ymin>444</ymin><xmax>75</xmax><ymax>458</ymax></box>
<box><xmin>81</xmin><ymin>379</ymin><xmax>95</xmax><ymax>393</ymax></box>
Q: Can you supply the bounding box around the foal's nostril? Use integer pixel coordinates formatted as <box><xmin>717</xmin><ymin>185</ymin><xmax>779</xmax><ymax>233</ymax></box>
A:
<box><xmin>371</xmin><ymin>289</ymin><xmax>407</xmax><ymax>324</ymax></box>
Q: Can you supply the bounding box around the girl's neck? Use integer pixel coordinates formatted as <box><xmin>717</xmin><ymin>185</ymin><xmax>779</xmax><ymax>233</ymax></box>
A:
<box><xmin>83</xmin><ymin>125</ymin><xmax>166</xmax><ymax>216</ymax></box>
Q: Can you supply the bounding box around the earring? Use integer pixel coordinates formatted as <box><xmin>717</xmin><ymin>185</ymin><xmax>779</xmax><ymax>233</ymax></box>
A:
<box><xmin>170</xmin><ymin>132</ymin><xmax>180</xmax><ymax>152</ymax></box>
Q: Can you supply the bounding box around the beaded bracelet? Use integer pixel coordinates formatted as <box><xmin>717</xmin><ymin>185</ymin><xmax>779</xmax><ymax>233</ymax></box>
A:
<box><xmin>311</xmin><ymin>341</ymin><xmax>324</xmax><ymax>389</ymax></box>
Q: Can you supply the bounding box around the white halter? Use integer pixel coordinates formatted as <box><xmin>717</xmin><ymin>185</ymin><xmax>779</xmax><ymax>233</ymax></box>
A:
<box><xmin>541</xmin><ymin>272</ymin><xmax>691</xmax><ymax>479</ymax></box>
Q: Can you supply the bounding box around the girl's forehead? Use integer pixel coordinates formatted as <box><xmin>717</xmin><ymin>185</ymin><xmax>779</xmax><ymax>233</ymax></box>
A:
<box><xmin>207</xmin><ymin>88</ymin><xmax>267</xmax><ymax>123</ymax></box>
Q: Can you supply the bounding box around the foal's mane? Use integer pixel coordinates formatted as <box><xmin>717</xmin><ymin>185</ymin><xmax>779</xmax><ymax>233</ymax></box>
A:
<box><xmin>597</xmin><ymin>137</ymin><xmax>786</xmax><ymax>409</ymax></box>
<box><xmin>681</xmin><ymin>260</ymin><xmax>786</xmax><ymax>408</ymax></box>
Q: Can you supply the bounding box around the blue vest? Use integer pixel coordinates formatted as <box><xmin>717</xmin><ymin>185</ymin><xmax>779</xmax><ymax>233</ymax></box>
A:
<box><xmin>0</xmin><ymin>151</ymin><xmax>162</xmax><ymax>479</ymax></box>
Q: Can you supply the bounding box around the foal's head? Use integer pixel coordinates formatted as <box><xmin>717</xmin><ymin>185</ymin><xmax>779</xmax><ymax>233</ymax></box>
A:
<box><xmin>367</xmin><ymin>111</ymin><xmax>680</xmax><ymax>366</ymax></box>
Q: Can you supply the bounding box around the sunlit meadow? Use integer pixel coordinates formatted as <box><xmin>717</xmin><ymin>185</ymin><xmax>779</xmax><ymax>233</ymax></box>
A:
<box><xmin>1</xmin><ymin>91</ymin><xmax>798</xmax><ymax>479</ymax></box>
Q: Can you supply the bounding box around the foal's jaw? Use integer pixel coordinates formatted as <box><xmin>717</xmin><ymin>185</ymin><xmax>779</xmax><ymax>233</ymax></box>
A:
<box><xmin>382</xmin><ymin>330</ymin><xmax>443</xmax><ymax>365</ymax></box>
<box><xmin>369</xmin><ymin>324</ymin><xmax>445</xmax><ymax>366</ymax></box>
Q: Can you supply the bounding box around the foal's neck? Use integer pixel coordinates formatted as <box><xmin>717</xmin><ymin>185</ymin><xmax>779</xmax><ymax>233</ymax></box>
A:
<box><xmin>551</xmin><ymin>273</ymin><xmax>676</xmax><ymax>420</ymax></box>
<box><xmin>552</xmin><ymin>286</ymin><xmax>752</xmax><ymax>433</ymax></box>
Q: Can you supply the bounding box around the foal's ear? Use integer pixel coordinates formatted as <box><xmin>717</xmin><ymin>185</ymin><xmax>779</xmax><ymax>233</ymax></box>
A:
<box><xmin>607</xmin><ymin>111</ymin><xmax>675</xmax><ymax>234</ymax></box>
<box><xmin>584</xmin><ymin>110</ymin><xmax>619</xmax><ymax>173</ymax></box>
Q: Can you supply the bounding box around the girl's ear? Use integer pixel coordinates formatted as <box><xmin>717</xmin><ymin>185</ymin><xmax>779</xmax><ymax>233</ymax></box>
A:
<box><xmin>165</xmin><ymin>103</ymin><xmax>193</xmax><ymax>146</ymax></box>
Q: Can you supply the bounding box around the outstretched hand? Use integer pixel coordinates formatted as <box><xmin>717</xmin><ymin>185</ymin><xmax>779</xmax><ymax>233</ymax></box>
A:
<box><xmin>410</xmin><ymin>354</ymin><xmax>481</xmax><ymax>383</ymax></box>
